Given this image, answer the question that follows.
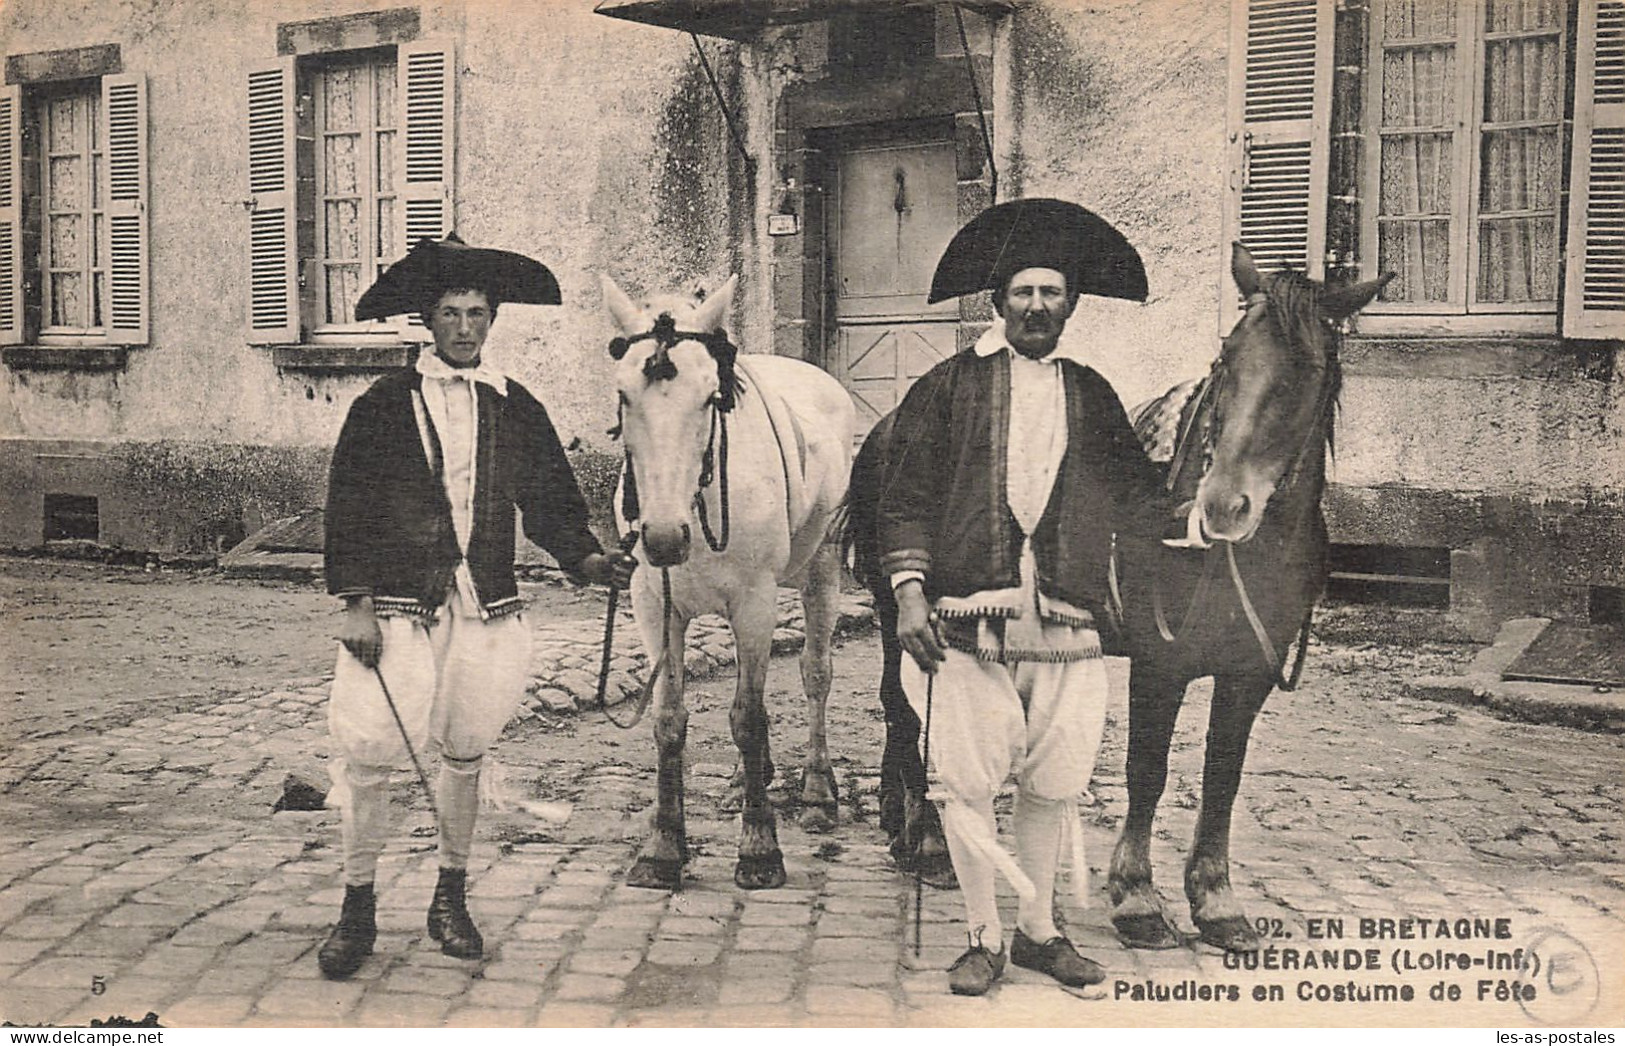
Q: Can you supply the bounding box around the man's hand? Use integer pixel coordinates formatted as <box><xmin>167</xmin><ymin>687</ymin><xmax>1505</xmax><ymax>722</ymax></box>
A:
<box><xmin>895</xmin><ymin>579</ymin><xmax>945</xmax><ymax>673</ymax></box>
<box><xmin>577</xmin><ymin>550</ymin><xmax>638</xmax><ymax>590</ymax></box>
<box><xmin>338</xmin><ymin>596</ymin><xmax>383</xmax><ymax>668</ymax></box>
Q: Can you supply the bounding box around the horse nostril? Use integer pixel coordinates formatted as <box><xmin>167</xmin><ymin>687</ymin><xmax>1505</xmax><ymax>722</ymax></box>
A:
<box><xmin>1231</xmin><ymin>493</ymin><xmax>1252</xmax><ymax>521</ymax></box>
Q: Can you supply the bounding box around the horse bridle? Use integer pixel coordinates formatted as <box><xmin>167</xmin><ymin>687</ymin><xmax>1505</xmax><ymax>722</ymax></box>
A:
<box><xmin>1151</xmin><ymin>284</ymin><xmax>1339</xmax><ymax>690</ymax></box>
<box><xmin>609</xmin><ymin>313</ymin><xmax>740</xmax><ymax>554</ymax></box>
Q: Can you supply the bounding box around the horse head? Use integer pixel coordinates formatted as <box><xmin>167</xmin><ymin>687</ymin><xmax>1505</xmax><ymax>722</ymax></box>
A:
<box><xmin>603</xmin><ymin>273</ymin><xmax>742</xmax><ymax>568</ymax></box>
<box><xmin>1195</xmin><ymin>243</ymin><xmax>1391</xmax><ymax>544</ymax></box>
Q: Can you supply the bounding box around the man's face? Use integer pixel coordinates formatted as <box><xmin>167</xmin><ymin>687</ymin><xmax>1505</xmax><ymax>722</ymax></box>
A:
<box><xmin>428</xmin><ymin>289</ymin><xmax>493</xmax><ymax>367</ymax></box>
<box><xmin>998</xmin><ymin>267</ymin><xmax>1074</xmax><ymax>359</ymax></box>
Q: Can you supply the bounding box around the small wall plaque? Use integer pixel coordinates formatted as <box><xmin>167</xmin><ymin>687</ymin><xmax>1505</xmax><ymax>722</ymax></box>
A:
<box><xmin>768</xmin><ymin>214</ymin><xmax>800</xmax><ymax>237</ymax></box>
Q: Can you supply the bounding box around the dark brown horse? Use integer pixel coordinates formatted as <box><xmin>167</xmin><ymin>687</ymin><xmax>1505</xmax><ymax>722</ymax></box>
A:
<box><xmin>847</xmin><ymin>244</ymin><xmax>1388</xmax><ymax>947</ymax></box>
<box><xmin>1106</xmin><ymin>245</ymin><xmax>1388</xmax><ymax>952</ymax></box>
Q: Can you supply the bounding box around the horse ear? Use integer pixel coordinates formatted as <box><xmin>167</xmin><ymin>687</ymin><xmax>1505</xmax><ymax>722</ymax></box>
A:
<box><xmin>1231</xmin><ymin>242</ymin><xmax>1263</xmax><ymax>298</ymax></box>
<box><xmin>691</xmin><ymin>274</ymin><xmax>738</xmax><ymax>333</ymax></box>
<box><xmin>1319</xmin><ymin>272</ymin><xmax>1395</xmax><ymax>320</ymax></box>
<box><xmin>601</xmin><ymin>275</ymin><xmax>642</xmax><ymax>336</ymax></box>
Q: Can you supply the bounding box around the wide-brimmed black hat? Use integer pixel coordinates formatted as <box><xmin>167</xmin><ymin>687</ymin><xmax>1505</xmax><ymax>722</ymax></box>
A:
<box><xmin>354</xmin><ymin>233</ymin><xmax>562</xmax><ymax>320</ymax></box>
<box><xmin>927</xmin><ymin>198</ymin><xmax>1148</xmax><ymax>304</ymax></box>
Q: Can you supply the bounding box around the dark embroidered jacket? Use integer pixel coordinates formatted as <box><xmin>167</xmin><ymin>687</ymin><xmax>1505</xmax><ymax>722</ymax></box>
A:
<box><xmin>324</xmin><ymin>368</ymin><xmax>602</xmax><ymax>616</ymax></box>
<box><xmin>877</xmin><ymin>349</ymin><xmax>1169</xmax><ymax>614</ymax></box>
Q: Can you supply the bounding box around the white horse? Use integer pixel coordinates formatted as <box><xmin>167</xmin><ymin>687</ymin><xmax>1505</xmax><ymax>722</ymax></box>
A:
<box><xmin>603</xmin><ymin>274</ymin><xmax>856</xmax><ymax>890</ymax></box>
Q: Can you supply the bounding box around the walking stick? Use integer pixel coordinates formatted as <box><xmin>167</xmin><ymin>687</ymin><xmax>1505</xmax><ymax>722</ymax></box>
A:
<box><xmin>372</xmin><ymin>664</ymin><xmax>441</xmax><ymax>825</ymax></box>
<box><xmin>914</xmin><ymin>644</ymin><xmax>936</xmax><ymax>958</ymax></box>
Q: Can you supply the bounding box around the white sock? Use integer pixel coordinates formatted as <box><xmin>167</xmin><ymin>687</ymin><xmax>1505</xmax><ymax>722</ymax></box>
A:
<box><xmin>1014</xmin><ymin>791</ymin><xmax>1065</xmax><ymax>942</ymax></box>
<box><xmin>940</xmin><ymin>795</ymin><xmax>1003</xmax><ymax>948</ymax></box>
<box><xmin>341</xmin><ymin>762</ymin><xmax>392</xmax><ymax>886</ymax></box>
<box><xmin>437</xmin><ymin>754</ymin><xmax>482</xmax><ymax>870</ymax></box>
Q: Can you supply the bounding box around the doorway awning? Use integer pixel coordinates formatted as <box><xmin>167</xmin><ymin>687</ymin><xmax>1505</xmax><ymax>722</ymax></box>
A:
<box><xmin>593</xmin><ymin>0</ymin><xmax>1012</xmax><ymax>41</ymax></box>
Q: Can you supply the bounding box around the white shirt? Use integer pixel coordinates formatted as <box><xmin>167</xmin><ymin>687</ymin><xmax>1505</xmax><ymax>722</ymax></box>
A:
<box><xmin>413</xmin><ymin>351</ymin><xmax>509</xmax><ymax>610</ymax></box>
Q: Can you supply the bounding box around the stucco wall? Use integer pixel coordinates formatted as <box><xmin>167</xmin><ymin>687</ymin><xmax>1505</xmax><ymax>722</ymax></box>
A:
<box><xmin>1000</xmin><ymin>0</ymin><xmax>1231</xmax><ymax>409</ymax></box>
<box><xmin>0</xmin><ymin>0</ymin><xmax>743</xmax><ymax>550</ymax></box>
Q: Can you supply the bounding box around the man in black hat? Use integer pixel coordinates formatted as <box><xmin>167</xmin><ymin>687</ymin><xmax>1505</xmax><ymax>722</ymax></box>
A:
<box><xmin>877</xmin><ymin>201</ymin><xmax>1170</xmax><ymax>996</ymax></box>
<box><xmin>317</xmin><ymin>237</ymin><xmax>635</xmax><ymax>979</ymax></box>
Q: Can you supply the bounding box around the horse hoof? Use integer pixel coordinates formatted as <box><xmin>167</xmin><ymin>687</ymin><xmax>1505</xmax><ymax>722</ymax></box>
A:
<box><xmin>1195</xmin><ymin>916</ymin><xmax>1259</xmax><ymax>953</ymax></box>
<box><xmin>799</xmin><ymin>804</ymin><xmax>838</xmax><ymax>834</ymax></box>
<box><xmin>1113</xmin><ymin>911</ymin><xmax>1186</xmax><ymax>950</ymax></box>
<box><xmin>734</xmin><ymin>850</ymin><xmax>786</xmax><ymax>890</ymax></box>
<box><xmin>626</xmin><ymin>856</ymin><xmax>684</xmax><ymax>891</ymax></box>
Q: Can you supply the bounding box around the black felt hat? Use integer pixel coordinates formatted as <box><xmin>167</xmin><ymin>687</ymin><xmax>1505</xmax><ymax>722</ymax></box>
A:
<box><xmin>927</xmin><ymin>198</ymin><xmax>1148</xmax><ymax>304</ymax></box>
<box><xmin>354</xmin><ymin>233</ymin><xmax>562</xmax><ymax>320</ymax></box>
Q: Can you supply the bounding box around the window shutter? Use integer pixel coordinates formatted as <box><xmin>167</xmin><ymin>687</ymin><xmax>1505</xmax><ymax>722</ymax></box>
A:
<box><xmin>1564</xmin><ymin>0</ymin><xmax>1625</xmax><ymax>338</ymax></box>
<box><xmin>395</xmin><ymin>40</ymin><xmax>455</xmax><ymax>339</ymax></box>
<box><xmin>0</xmin><ymin>85</ymin><xmax>22</xmax><ymax>347</ymax></box>
<box><xmin>1220</xmin><ymin>0</ymin><xmax>1334</xmax><ymax>328</ymax></box>
<box><xmin>101</xmin><ymin>74</ymin><xmax>149</xmax><ymax>345</ymax></box>
<box><xmin>246</xmin><ymin>58</ymin><xmax>300</xmax><ymax>345</ymax></box>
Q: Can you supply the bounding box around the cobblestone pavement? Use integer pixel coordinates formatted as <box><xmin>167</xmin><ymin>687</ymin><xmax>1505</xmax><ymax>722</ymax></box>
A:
<box><xmin>1</xmin><ymin>593</ymin><xmax>1622</xmax><ymax>1028</ymax></box>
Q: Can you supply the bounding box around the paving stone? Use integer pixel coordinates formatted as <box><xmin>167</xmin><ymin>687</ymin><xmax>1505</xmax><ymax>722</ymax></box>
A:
<box><xmin>566</xmin><ymin>948</ymin><xmax>643</xmax><ymax>977</ymax></box>
<box><xmin>354</xmin><ymin>992</ymin><xmax>455</xmax><ymax>1027</ymax></box>
<box><xmin>733</xmin><ymin>925</ymin><xmax>811</xmax><ymax>952</ymax></box>
<box><xmin>467</xmin><ymin>978</ymin><xmax>546</xmax><ymax>1010</ymax></box>
<box><xmin>532</xmin><ymin>1002</ymin><xmax>618</xmax><ymax>1027</ymax></box>
<box><xmin>53</xmin><ymin>923</ymin><xmax>171</xmax><ymax>958</ymax></box>
<box><xmin>644</xmin><ymin>937</ymin><xmax>723</xmax><ymax>966</ymax></box>
<box><xmin>657</xmin><ymin>914</ymin><xmax>729</xmax><ymax>937</ymax></box>
<box><xmin>716</xmin><ymin>976</ymin><xmax>796</xmax><ymax>1006</ymax></box>
<box><xmin>803</xmin><ymin>984</ymin><xmax>896</xmax><ymax>1018</ymax></box>
<box><xmin>806</xmin><ymin>960</ymin><xmax>900</xmax><ymax>987</ymax></box>
<box><xmin>11</xmin><ymin>956</ymin><xmax>120</xmax><ymax>990</ymax></box>
<box><xmin>253</xmin><ymin>977</ymin><xmax>366</xmax><ymax>1019</ymax></box>
<box><xmin>480</xmin><ymin>958</ymin><xmax>559</xmax><ymax>983</ymax></box>
<box><xmin>738</xmin><ymin>903</ymin><xmax>814</xmax><ymax>927</ymax></box>
<box><xmin>444</xmin><ymin>1005</ymin><xmax>532</xmax><ymax>1027</ymax></box>
<box><xmin>551</xmin><ymin>972</ymin><xmax>627</xmax><ymax>1002</ymax></box>
<box><xmin>5</xmin><ymin>912</ymin><xmax>92</xmax><ymax>939</ymax></box>
<box><xmin>159</xmin><ymin>993</ymin><xmax>257</xmax><ymax>1027</ymax></box>
<box><xmin>811</xmin><ymin>935</ymin><xmax>898</xmax><ymax>964</ymax></box>
<box><xmin>376</xmin><ymin>964</ymin><xmax>477</xmax><ymax>997</ymax></box>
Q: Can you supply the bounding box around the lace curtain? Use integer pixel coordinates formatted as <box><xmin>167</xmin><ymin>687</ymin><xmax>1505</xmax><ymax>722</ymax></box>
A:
<box><xmin>1377</xmin><ymin>0</ymin><xmax>1563</xmax><ymax>305</ymax></box>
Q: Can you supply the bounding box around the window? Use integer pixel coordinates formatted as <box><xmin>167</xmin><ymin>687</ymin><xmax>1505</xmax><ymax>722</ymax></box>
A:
<box><xmin>1365</xmin><ymin>0</ymin><xmax>1565</xmax><ymax>313</ymax></box>
<box><xmin>1221</xmin><ymin>0</ymin><xmax>1625</xmax><ymax>339</ymax></box>
<box><xmin>38</xmin><ymin>86</ymin><xmax>106</xmax><ymax>334</ymax></box>
<box><xmin>311</xmin><ymin>52</ymin><xmax>399</xmax><ymax>333</ymax></box>
<box><xmin>0</xmin><ymin>73</ymin><xmax>149</xmax><ymax>349</ymax></box>
<box><xmin>246</xmin><ymin>40</ymin><xmax>453</xmax><ymax>347</ymax></box>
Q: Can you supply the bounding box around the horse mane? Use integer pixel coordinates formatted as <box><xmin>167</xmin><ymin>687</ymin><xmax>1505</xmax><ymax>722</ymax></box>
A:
<box><xmin>1263</xmin><ymin>269</ymin><xmax>1342</xmax><ymax>462</ymax></box>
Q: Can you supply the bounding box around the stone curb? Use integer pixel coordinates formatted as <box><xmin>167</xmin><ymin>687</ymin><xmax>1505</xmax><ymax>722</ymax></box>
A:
<box><xmin>1404</xmin><ymin>617</ymin><xmax>1625</xmax><ymax>734</ymax></box>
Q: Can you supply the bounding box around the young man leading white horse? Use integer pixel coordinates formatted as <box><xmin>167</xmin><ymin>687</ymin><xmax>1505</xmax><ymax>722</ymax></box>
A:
<box><xmin>318</xmin><ymin>235</ymin><xmax>635</xmax><ymax>979</ymax></box>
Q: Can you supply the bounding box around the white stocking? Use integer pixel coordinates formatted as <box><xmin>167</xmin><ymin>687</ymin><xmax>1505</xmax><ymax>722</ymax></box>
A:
<box><xmin>340</xmin><ymin>761</ymin><xmax>392</xmax><ymax>887</ymax></box>
<box><xmin>437</xmin><ymin>754</ymin><xmax>482</xmax><ymax>870</ymax></box>
<box><xmin>1014</xmin><ymin>791</ymin><xmax>1065</xmax><ymax>942</ymax></box>
<box><xmin>939</xmin><ymin>795</ymin><xmax>1005</xmax><ymax>948</ymax></box>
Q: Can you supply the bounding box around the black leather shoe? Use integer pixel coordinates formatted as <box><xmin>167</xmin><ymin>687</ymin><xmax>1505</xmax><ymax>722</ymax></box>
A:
<box><xmin>317</xmin><ymin>882</ymin><xmax>376</xmax><ymax>980</ymax></box>
<box><xmin>1011</xmin><ymin>929</ymin><xmax>1105</xmax><ymax>986</ymax></box>
<box><xmin>947</xmin><ymin>942</ymin><xmax>1006</xmax><ymax>996</ymax></box>
<box><xmin>426</xmin><ymin>867</ymin><xmax>483</xmax><ymax>960</ymax></box>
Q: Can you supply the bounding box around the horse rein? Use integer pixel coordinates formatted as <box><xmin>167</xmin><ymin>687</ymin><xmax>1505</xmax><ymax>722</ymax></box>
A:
<box><xmin>1149</xmin><ymin>285</ymin><xmax>1333</xmax><ymax>691</ymax></box>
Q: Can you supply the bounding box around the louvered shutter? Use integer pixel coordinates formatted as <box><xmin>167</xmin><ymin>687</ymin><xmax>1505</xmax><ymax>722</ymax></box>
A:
<box><xmin>1564</xmin><ymin>0</ymin><xmax>1625</xmax><ymax>338</ymax></box>
<box><xmin>1220</xmin><ymin>0</ymin><xmax>1334</xmax><ymax>328</ymax></box>
<box><xmin>0</xmin><ymin>85</ymin><xmax>22</xmax><ymax>346</ymax></box>
<box><xmin>101</xmin><ymin>74</ymin><xmax>149</xmax><ymax>345</ymax></box>
<box><xmin>246</xmin><ymin>58</ymin><xmax>300</xmax><ymax>345</ymax></box>
<box><xmin>395</xmin><ymin>40</ymin><xmax>455</xmax><ymax>338</ymax></box>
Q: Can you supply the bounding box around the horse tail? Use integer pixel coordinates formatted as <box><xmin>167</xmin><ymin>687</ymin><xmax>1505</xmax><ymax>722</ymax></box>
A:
<box><xmin>841</xmin><ymin>413</ymin><xmax>895</xmax><ymax>589</ymax></box>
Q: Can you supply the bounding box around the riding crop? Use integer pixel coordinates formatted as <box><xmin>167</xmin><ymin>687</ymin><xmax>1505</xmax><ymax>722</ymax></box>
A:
<box><xmin>371</xmin><ymin>664</ymin><xmax>441</xmax><ymax>826</ymax></box>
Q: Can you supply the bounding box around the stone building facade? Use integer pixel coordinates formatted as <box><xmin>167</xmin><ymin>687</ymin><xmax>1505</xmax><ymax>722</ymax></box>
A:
<box><xmin>2</xmin><ymin>0</ymin><xmax>1620</xmax><ymax>633</ymax></box>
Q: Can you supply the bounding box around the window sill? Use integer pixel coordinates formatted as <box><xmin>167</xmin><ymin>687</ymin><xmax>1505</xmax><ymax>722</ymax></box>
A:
<box><xmin>271</xmin><ymin>342</ymin><xmax>421</xmax><ymax>372</ymax></box>
<box><xmin>1342</xmin><ymin>334</ymin><xmax>1616</xmax><ymax>382</ymax></box>
<box><xmin>2</xmin><ymin>345</ymin><xmax>129</xmax><ymax>370</ymax></box>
